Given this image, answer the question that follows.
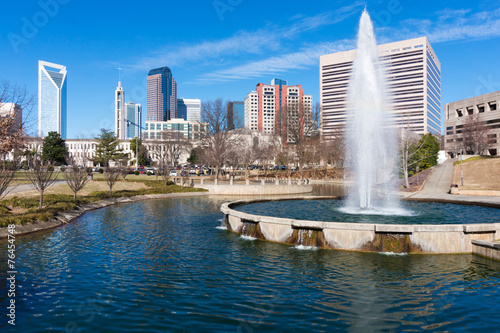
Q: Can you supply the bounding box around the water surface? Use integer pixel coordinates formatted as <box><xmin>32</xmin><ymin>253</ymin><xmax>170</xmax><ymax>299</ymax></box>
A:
<box><xmin>1</xmin><ymin>196</ymin><xmax>500</xmax><ymax>332</ymax></box>
<box><xmin>234</xmin><ymin>199</ymin><xmax>500</xmax><ymax>224</ymax></box>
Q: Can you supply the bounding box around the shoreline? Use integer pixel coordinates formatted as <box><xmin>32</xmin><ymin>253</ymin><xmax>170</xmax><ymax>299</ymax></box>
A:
<box><xmin>0</xmin><ymin>192</ymin><xmax>210</xmax><ymax>239</ymax></box>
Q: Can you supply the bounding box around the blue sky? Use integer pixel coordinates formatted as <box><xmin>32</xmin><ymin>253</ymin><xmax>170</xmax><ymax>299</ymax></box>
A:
<box><xmin>1</xmin><ymin>0</ymin><xmax>499</xmax><ymax>138</ymax></box>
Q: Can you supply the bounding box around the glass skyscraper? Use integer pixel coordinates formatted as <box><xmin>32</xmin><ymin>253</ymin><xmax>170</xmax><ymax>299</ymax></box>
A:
<box><xmin>125</xmin><ymin>102</ymin><xmax>142</xmax><ymax>139</ymax></box>
<box><xmin>147</xmin><ymin>67</ymin><xmax>176</xmax><ymax>122</ymax></box>
<box><xmin>38</xmin><ymin>60</ymin><xmax>67</xmax><ymax>138</ymax></box>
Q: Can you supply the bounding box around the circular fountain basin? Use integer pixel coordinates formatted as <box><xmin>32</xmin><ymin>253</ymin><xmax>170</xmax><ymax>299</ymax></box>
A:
<box><xmin>220</xmin><ymin>196</ymin><xmax>500</xmax><ymax>254</ymax></box>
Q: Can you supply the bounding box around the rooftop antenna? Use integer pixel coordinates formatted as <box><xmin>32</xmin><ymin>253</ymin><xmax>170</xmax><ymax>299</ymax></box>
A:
<box><xmin>117</xmin><ymin>66</ymin><xmax>122</xmax><ymax>83</ymax></box>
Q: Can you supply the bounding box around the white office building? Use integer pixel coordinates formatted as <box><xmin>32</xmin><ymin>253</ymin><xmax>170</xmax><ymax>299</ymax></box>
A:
<box><xmin>319</xmin><ymin>37</ymin><xmax>441</xmax><ymax>139</ymax></box>
<box><xmin>244</xmin><ymin>91</ymin><xmax>259</xmax><ymax>131</ymax></box>
<box><xmin>38</xmin><ymin>60</ymin><xmax>67</xmax><ymax>138</ymax></box>
<box><xmin>177</xmin><ymin>98</ymin><xmax>201</xmax><ymax>123</ymax></box>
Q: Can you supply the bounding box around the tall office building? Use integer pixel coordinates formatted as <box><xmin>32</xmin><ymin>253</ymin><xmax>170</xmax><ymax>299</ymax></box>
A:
<box><xmin>124</xmin><ymin>102</ymin><xmax>142</xmax><ymax>139</ymax></box>
<box><xmin>146</xmin><ymin>67</ymin><xmax>176</xmax><ymax>122</ymax></box>
<box><xmin>319</xmin><ymin>37</ymin><xmax>441</xmax><ymax>139</ymax></box>
<box><xmin>170</xmin><ymin>79</ymin><xmax>177</xmax><ymax>119</ymax></box>
<box><xmin>177</xmin><ymin>98</ymin><xmax>201</xmax><ymax>122</ymax></box>
<box><xmin>244</xmin><ymin>92</ymin><xmax>259</xmax><ymax>131</ymax></box>
<box><xmin>244</xmin><ymin>79</ymin><xmax>313</xmax><ymax>143</ymax></box>
<box><xmin>227</xmin><ymin>101</ymin><xmax>244</xmax><ymax>130</ymax></box>
<box><xmin>38</xmin><ymin>60</ymin><xmax>67</xmax><ymax>138</ymax></box>
<box><xmin>115</xmin><ymin>81</ymin><xmax>125</xmax><ymax>140</ymax></box>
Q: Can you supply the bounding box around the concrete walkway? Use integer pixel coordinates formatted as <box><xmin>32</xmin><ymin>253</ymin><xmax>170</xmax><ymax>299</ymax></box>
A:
<box><xmin>410</xmin><ymin>159</ymin><xmax>500</xmax><ymax>207</ymax></box>
<box><xmin>414</xmin><ymin>159</ymin><xmax>455</xmax><ymax>196</ymax></box>
<box><xmin>5</xmin><ymin>180</ymin><xmax>66</xmax><ymax>196</ymax></box>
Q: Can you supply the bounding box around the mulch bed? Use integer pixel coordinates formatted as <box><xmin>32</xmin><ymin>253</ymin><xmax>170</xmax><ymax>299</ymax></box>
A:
<box><xmin>397</xmin><ymin>168</ymin><xmax>433</xmax><ymax>192</ymax></box>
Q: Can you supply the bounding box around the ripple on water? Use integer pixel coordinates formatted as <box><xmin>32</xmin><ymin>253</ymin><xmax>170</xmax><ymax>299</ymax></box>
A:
<box><xmin>0</xmin><ymin>197</ymin><xmax>499</xmax><ymax>332</ymax></box>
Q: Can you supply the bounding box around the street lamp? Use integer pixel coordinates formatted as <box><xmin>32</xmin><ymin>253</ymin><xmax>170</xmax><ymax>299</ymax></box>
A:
<box><xmin>460</xmin><ymin>148</ymin><xmax>464</xmax><ymax>186</ymax></box>
<box><xmin>126</xmin><ymin>120</ymin><xmax>144</xmax><ymax>170</ymax></box>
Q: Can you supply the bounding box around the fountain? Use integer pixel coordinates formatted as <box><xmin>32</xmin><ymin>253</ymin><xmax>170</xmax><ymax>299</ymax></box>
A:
<box><xmin>221</xmin><ymin>9</ymin><xmax>500</xmax><ymax>254</ymax></box>
<box><xmin>344</xmin><ymin>9</ymin><xmax>399</xmax><ymax>213</ymax></box>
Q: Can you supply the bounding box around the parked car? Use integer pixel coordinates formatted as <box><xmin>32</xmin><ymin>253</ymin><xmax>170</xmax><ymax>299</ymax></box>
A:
<box><xmin>169</xmin><ymin>169</ymin><xmax>178</xmax><ymax>176</ymax></box>
<box><xmin>146</xmin><ymin>167</ymin><xmax>154</xmax><ymax>175</ymax></box>
<box><xmin>180</xmin><ymin>170</ymin><xmax>188</xmax><ymax>177</ymax></box>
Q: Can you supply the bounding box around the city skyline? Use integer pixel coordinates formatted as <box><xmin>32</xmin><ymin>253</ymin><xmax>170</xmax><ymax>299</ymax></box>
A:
<box><xmin>1</xmin><ymin>1</ymin><xmax>499</xmax><ymax>138</ymax></box>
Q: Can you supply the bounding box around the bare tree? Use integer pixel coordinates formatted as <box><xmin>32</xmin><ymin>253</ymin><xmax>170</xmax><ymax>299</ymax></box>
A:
<box><xmin>201</xmin><ymin>98</ymin><xmax>240</xmax><ymax>179</ymax></box>
<box><xmin>462</xmin><ymin>113</ymin><xmax>490</xmax><ymax>155</ymax></box>
<box><xmin>161</xmin><ymin>130</ymin><xmax>191</xmax><ymax>167</ymax></box>
<box><xmin>0</xmin><ymin>80</ymin><xmax>34</xmax><ymax>158</ymax></box>
<box><xmin>103</xmin><ymin>167</ymin><xmax>121</xmax><ymax>195</ymax></box>
<box><xmin>25</xmin><ymin>155</ymin><xmax>59</xmax><ymax>208</ymax></box>
<box><xmin>0</xmin><ymin>161</ymin><xmax>17</xmax><ymax>199</ymax></box>
<box><xmin>64</xmin><ymin>166</ymin><xmax>90</xmax><ymax>199</ymax></box>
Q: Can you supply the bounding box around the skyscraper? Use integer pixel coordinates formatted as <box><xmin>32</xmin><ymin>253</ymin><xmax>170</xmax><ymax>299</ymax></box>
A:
<box><xmin>124</xmin><ymin>102</ymin><xmax>142</xmax><ymax>139</ymax></box>
<box><xmin>147</xmin><ymin>67</ymin><xmax>175</xmax><ymax>122</ymax></box>
<box><xmin>115</xmin><ymin>81</ymin><xmax>125</xmax><ymax>140</ymax></box>
<box><xmin>319</xmin><ymin>36</ymin><xmax>441</xmax><ymax>139</ymax></box>
<box><xmin>170</xmin><ymin>79</ymin><xmax>177</xmax><ymax>119</ymax></box>
<box><xmin>38</xmin><ymin>60</ymin><xmax>67</xmax><ymax>138</ymax></box>
<box><xmin>244</xmin><ymin>79</ymin><xmax>313</xmax><ymax>143</ymax></box>
<box><xmin>227</xmin><ymin>101</ymin><xmax>244</xmax><ymax>130</ymax></box>
<box><xmin>177</xmin><ymin>98</ymin><xmax>201</xmax><ymax>122</ymax></box>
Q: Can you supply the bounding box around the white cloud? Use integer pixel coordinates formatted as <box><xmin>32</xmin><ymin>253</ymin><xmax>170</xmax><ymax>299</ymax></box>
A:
<box><xmin>390</xmin><ymin>8</ymin><xmax>500</xmax><ymax>43</ymax></box>
<box><xmin>195</xmin><ymin>40</ymin><xmax>355</xmax><ymax>83</ymax></box>
<box><xmin>125</xmin><ymin>3</ymin><xmax>363</xmax><ymax>71</ymax></box>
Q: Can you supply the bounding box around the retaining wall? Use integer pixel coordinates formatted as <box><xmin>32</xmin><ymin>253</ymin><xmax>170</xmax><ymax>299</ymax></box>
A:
<box><xmin>221</xmin><ymin>197</ymin><xmax>500</xmax><ymax>254</ymax></box>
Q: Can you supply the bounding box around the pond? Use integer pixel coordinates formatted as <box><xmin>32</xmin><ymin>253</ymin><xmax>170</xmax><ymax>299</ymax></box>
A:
<box><xmin>1</xmin><ymin>196</ymin><xmax>500</xmax><ymax>332</ymax></box>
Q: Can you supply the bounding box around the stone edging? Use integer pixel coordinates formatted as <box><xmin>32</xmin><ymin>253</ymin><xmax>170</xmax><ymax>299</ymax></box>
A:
<box><xmin>220</xmin><ymin>196</ymin><xmax>500</xmax><ymax>255</ymax></box>
<box><xmin>0</xmin><ymin>192</ymin><xmax>210</xmax><ymax>239</ymax></box>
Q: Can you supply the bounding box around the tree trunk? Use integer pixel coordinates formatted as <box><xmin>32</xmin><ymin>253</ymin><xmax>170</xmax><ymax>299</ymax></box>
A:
<box><xmin>74</xmin><ymin>191</ymin><xmax>77</xmax><ymax>200</ymax></box>
<box><xmin>39</xmin><ymin>190</ymin><xmax>44</xmax><ymax>209</ymax></box>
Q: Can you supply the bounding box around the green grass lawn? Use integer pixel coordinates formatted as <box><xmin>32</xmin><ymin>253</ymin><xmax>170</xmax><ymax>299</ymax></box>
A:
<box><xmin>0</xmin><ymin>179</ymin><xmax>206</xmax><ymax>227</ymax></box>
<box><xmin>453</xmin><ymin>156</ymin><xmax>495</xmax><ymax>166</ymax></box>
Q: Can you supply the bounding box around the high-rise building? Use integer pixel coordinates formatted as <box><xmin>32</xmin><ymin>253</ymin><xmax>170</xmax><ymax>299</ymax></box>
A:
<box><xmin>170</xmin><ymin>79</ymin><xmax>177</xmax><ymax>120</ymax></box>
<box><xmin>38</xmin><ymin>60</ymin><xmax>67</xmax><ymax>138</ymax></box>
<box><xmin>177</xmin><ymin>98</ymin><xmax>201</xmax><ymax>123</ymax></box>
<box><xmin>227</xmin><ymin>101</ymin><xmax>244</xmax><ymax>130</ymax></box>
<box><xmin>319</xmin><ymin>37</ymin><xmax>441</xmax><ymax>139</ymax></box>
<box><xmin>115</xmin><ymin>81</ymin><xmax>125</xmax><ymax>140</ymax></box>
<box><xmin>147</xmin><ymin>67</ymin><xmax>175</xmax><ymax>122</ymax></box>
<box><xmin>245</xmin><ymin>92</ymin><xmax>259</xmax><ymax>131</ymax></box>
<box><xmin>124</xmin><ymin>102</ymin><xmax>142</xmax><ymax>139</ymax></box>
<box><xmin>244</xmin><ymin>79</ymin><xmax>313</xmax><ymax>143</ymax></box>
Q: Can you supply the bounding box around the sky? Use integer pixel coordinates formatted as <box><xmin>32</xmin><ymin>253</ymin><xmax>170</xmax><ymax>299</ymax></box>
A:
<box><xmin>1</xmin><ymin>0</ymin><xmax>499</xmax><ymax>138</ymax></box>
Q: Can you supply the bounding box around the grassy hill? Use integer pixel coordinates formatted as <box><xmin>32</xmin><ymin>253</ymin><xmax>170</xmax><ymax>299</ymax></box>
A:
<box><xmin>452</xmin><ymin>157</ymin><xmax>500</xmax><ymax>190</ymax></box>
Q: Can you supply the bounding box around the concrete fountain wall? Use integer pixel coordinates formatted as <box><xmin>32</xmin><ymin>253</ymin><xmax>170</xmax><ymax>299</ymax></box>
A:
<box><xmin>220</xmin><ymin>197</ymin><xmax>500</xmax><ymax>254</ymax></box>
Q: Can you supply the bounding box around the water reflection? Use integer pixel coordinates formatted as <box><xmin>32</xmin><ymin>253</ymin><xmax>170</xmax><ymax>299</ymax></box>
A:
<box><xmin>0</xmin><ymin>196</ymin><xmax>499</xmax><ymax>332</ymax></box>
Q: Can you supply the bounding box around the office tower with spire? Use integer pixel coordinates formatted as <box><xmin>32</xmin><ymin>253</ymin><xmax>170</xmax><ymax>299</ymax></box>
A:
<box><xmin>147</xmin><ymin>67</ymin><xmax>176</xmax><ymax>122</ymax></box>
<box><xmin>38</xmin><ymin>60</ymin><xmax>67</xmax><ymax>138</ymax></box>
<box><xmin>115</xmin><ymin>70</ymin><xmax>125</xmax><ymax>140</ymax></box>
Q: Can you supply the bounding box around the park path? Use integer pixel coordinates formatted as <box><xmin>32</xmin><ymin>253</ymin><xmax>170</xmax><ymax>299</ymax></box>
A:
<box><xmin>5</xmin><ymin>180</ymin><xmax>66</xmax><ymax>196</ymax></box>
<box><xmin>414</xmin><ymin>158</ymin><xmax>455</xmax><ymax>196</ymax></box>
<box><xmin>410</xmin><ymin>159</ymin><xmax>500</xmax><ymax>206</ymax></box>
